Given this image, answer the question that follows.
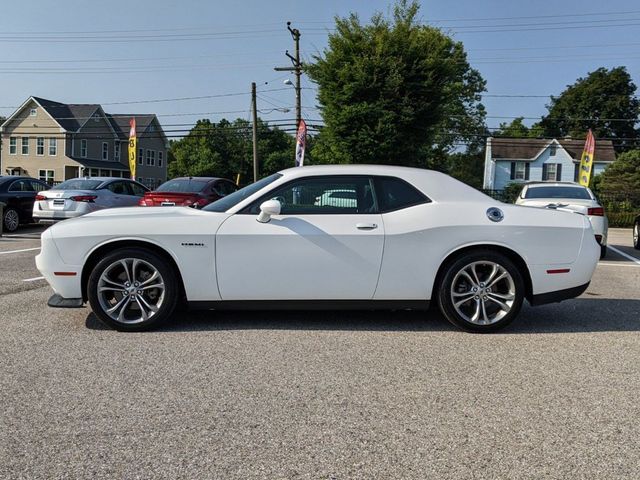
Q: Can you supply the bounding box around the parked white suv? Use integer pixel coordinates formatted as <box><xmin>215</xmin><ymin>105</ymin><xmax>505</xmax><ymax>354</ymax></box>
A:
<box><xmin>516</xmin><ymin>182</ymin><xmax>608</xmax><ymax>259</ymax></box>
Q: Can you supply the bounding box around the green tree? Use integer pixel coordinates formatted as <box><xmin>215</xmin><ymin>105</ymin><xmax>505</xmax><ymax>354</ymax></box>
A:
<box><xmin>493</xmin><ymin>117</ymin><xmax>543</xmax><ymax>138</ymax></box>
<box><xmin>536</xmin><ymin>67</ymin><xmax>639</xmax><ymax>150</ymax></box>
<box><xmin>168</xmin><ymin>118</ymin><xmax>295</xmax><ymax>183</ymax></box>
<box><xmin>307</xmin><ymin>0</ymin><xmax>486</xmax><ymax>168</ymax></box>
<box><xmin>598</xmin><ymin>149</ymin><xmax>640</xmax><ymax>194</ymax></box>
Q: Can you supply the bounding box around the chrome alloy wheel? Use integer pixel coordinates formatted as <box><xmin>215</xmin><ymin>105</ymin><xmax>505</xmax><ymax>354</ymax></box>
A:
<box><xmin>634</xmin><ymin>223</ymin><xmax>639</xmax><ymax>246</ymax></box>
<box><xmin>4</xmin><ymin>209</ymin><xmax>19</xmax><ymax>232</ymax></box>
<box><xmin>450</xmin><ymin>261</ymin><xmax>516</xmax><ymax>325</ymax></box>
<box><xmin>97</xmin><ymin>258</ymin><xmax>165</xmax><ymax>324</ymax></box>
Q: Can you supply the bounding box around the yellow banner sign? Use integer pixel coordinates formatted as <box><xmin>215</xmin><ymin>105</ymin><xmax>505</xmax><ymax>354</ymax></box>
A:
<box><xmin>578</xmin><ymin>129</ymin><xmax>595</xmax><ymax>187</ymax></box>
<box><xmin>128</xmin><ymin>118</ymin><xmax>137</xmax><ymax>179</ymax></box>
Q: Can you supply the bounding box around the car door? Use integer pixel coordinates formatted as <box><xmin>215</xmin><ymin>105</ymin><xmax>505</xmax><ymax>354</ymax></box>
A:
<box><xmin>7</xmin><ymin>179</ymin><xmax>35</xmax><ymax>218</ymax></box>
<box><xmin>215</xmin><ymin>175</ymin><xmax>384</xmax><ymax>300</ymax></box>
<box><xmin>103</xmin><ymin>181</ymin><xmax>132</xmax><ymax>207</ymax></box>
<box><xmin>123</xmin><ymin>181</ymin><xmax>148</xmax><ymax>206</ymax></box>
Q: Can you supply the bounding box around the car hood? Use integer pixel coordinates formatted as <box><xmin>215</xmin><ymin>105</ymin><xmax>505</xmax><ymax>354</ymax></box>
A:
<box><xmin>48</xmin><ymin>205</ymin><xmax>231</xmax><ymax>241</ymax></box>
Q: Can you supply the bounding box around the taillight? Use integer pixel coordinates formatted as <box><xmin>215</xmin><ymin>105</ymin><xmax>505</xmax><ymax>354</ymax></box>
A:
<box><xmin>70</xmin><ymin>195</ymin><xmax>97</xmax><ymax>203</ymax></box>
<box><xmin>588</xmin><ymin>207</ymin><xmax>604</xmax><ymax>216</ymax></box>
<box><xmin>35</xmin><ymin>194</ymin><xmax>46</xmax><ymax>201</ymax></box>
<box><xmin>191</xmin><ymin>198</ymin><xmax>209</xmax><ymax>208</ymax></box>
<box><xmin>138</xmin><ymin>198</ymin><xmax>148</xmax><ymax>206</ymax></box>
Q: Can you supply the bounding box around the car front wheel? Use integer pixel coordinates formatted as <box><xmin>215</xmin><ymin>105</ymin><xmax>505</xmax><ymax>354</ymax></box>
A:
<box><xmin>437</xmin><ymin>250</ymin><xmax>525</xmax><ymax>333</ymax></box>
<box><xmin>3</xmin><ymin>207</ymin><xmax>20</xmax><ymax>232</ymax></box>
<box><xmin>87</xmin><ymin>248</ymin><xmax>178</xmax><ymax>331</ymax></box>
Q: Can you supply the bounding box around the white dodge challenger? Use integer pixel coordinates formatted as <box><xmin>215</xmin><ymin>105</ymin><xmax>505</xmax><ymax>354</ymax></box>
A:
<box><xmin>36</xmin><ymin>165</ymin><xmax>600</xmax><ymax>333</ymax></box>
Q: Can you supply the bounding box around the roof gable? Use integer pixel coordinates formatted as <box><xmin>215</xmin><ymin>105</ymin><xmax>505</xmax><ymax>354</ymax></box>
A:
<box><xmin>490</xmin><ymin>137</ymin><xmax>616</xmax><ymax>162</ymax></box>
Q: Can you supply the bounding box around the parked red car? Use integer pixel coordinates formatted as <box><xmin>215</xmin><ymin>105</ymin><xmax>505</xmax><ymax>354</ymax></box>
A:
<box><xmin>138</xmin><ymin>177</ymin><xmax>238</xmax><ymax>208</ymax></box>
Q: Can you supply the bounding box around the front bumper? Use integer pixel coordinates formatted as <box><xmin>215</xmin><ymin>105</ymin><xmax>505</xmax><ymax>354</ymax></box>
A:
<box><xmin>48</xmin><ymin>293</ymin><xmax>84</xmax><ymax>308</ymax></box>
<box><xmin>35</xmin><ymin>229</ymin><xmax>84</xmax><ymax>301</ymax></box>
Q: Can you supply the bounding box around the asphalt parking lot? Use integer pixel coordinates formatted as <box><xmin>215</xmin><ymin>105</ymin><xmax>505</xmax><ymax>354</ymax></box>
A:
<box><xmin>1</xmin><ymin>226</ymin><xmax>639</xmax><ymax>479</ymax></box>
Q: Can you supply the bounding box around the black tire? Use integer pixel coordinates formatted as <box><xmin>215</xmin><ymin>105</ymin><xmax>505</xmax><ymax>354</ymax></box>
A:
<box><xmin>3</xmin><ymin>207</ymin><xmax>20</xmax><ymax>233</ymax></box>
<box><xmin>87</xmin><ymin>248</ymin><xmax>178</xmax><ymax>331</ymax></box>
<box><xmin>634</xmin><ymin>221</ymin><xmax>640</xmax><ymax>250</ymax></box>
<box><xmin>437</xmin><ymin>250</ymin><xmax>525</xmax><ymax>333</ymax></box>
<box><xmin>600</xmin><ymin>244</ymin><xmax>607</xmax><ymax>259</ymax></box>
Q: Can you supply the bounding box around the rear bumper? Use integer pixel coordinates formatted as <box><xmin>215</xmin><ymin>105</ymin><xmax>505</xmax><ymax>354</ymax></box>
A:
<box><xmin>48</xmin><ymin>293</ymin><xmax>84</xmax><ymax>308</ymax></box>
<box><xmin>529</xmin><ymin>282</ymin><xmax>590</xmax><ymax>306</ymax></box>
<box><xmin>33</xmin><ymin>210</ymin><xmax>84</xmax><ymax>221</ymax></box>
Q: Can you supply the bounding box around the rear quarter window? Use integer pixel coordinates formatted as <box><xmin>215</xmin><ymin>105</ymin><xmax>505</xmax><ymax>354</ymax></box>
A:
<box><xmin>374</xmin><ymin>176</ymin><xmax>430</xmax><ymax>212</ymax></box>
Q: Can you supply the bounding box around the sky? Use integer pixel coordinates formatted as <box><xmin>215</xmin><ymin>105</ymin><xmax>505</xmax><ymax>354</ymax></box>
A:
<box><xmin>1</xmin><ymin>0</ymin><xmax>640</xmax><ymax>138</ymax></box>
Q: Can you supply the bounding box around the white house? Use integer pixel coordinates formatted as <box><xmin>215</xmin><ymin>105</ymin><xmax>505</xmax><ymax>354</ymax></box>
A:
<box><xmin>483</xmin><ymin>137</ymin><xmax>616</xmax><ymax>190</ymax></box>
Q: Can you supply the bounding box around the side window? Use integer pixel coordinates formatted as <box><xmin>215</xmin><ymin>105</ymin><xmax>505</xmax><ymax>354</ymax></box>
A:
<box><xmin>8</xmin><ymin>180</ymin><xmax>34</xmax><ymax>192</ymax></box>
<box><xmin>128</xmin><ymin>182</ymin><xmax>147</xmax><ymax>197</ymax></box>
<box><xmin>246</xmin><ymin>176</ymin><xmax>376</xmax><ymax>215</ymax></box>
<box><xmin>374</xmin><ymin>176</ymin><xmax>430</xmax><ymax>213</ymax></box>
<box><xmin>30</xmin><ymin>181</ymin><xmax>49</xmax><ymax>192</ymax></box>
<box><xmin>107</xmin><ymin>181</ymin><xmax>127</xmax><ymax>194</ymax></box>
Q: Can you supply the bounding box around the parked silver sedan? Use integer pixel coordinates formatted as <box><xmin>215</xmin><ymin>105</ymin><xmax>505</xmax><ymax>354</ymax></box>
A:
<box><xmin>33</xmin><ymin>177</ymin><xmax>149</xmax><ymax>223</ymax></box>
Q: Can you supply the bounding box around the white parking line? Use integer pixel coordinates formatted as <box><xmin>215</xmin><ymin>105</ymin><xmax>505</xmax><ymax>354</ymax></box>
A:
<box><xmin>598</xmin><ymin>262</ymin><xmax>640</xmax><ymax>268</ymax></box>
<box><xmin>608</xmin><ymin>245</ymin><xmax>640</xmax><ymax>266</ymax></box>
<box><xmin>0</xmin><ymin>247</ymin><xmax>40</xmax><ymax>255</ymax></box>
<box><xmin>22</xmin><ymin>276</ymin><xmax>45</xmax><ymax>282</ymax></box>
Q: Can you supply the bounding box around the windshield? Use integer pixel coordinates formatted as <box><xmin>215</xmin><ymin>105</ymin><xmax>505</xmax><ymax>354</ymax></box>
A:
<box><xmin>54</xmin><ymin>179</ymin><xmax>103</xmax><ymax>190</ymax></box>
<box><xmin>204</xmin><ymin>173</ymin><xmax>282</xmax><ymax>212</ymax></box>
<box><xmin>524</xmin><ymin>186</ymin><xmax>592</xmax><ymax>200</ymax></box>
<box><xmin>156</xmin><ymin>179</ymin><xmax>209</xmax><ymax>193</ymax></box>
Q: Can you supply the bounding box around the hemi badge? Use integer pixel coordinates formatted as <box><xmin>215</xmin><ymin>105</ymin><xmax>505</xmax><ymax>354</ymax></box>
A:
<box><xmin>54</xmin><ymin>272</ymin><xmax>77</xmax><ymax>276</ymax></box>
<box><xmin>546</xmin><ymin>269</ymin><xmax>570</xmax><ymax>274</ymax></box>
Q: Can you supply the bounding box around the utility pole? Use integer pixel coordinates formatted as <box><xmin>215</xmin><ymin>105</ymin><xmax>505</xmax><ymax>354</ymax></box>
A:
<box><xmin>251</xmin><ymin>82</ymin><xmax>258</xmax><ymax>183</ymax></box>
<box><xmin>274</xmin><ymin>22</ymin><xmax>302</xmax><ymax>128</ymax></box>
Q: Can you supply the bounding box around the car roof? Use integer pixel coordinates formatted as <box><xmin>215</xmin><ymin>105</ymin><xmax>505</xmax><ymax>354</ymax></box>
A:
<box><xmin>0</xmin><ymin>176</ymin><xmax>41</xmax><ymax>183</ymax></box>
<box><xmin>525</xmin><ymin>182</ymin><xmax>587</xmax><ymax>188</ymax></box>
<box><xmin>169</xmin><ymin>177</ymin><xmax>222</xmax><ymax>181</ymax></box>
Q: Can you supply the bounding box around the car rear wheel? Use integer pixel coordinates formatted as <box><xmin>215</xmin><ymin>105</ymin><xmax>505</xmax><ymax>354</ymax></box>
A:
<box><xmin>3</xmin><ymin>207</ymin><xmax>20</xmax><ymax>232</ymax></box>
<box><xmin>634</xmin><ymin>221</ymin><xmax>640</xmax><ymax>250</ymax></box>
<box><xmin>87</xmin><ymin>248</ymin><xmax>178</xmax><ymax>331</ymax></box>
<box><xmin>437</xmin><ymin>250</ymin><xmax>525</xmax><ymax>333</ymax></box>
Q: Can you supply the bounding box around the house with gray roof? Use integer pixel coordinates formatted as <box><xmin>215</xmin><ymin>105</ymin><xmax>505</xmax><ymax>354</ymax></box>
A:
<box><xmin>0</xmin><ymin>96</ymin><xmax>168</xmax><ymax>188</ymax></box>
<box><xmin>483</xmin><ymin>137</ymin><xmax>616</xmax><ymax>190</ymax></box>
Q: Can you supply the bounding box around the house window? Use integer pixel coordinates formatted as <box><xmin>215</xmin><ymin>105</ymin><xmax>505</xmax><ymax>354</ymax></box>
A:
<box><xmin>21</xmin><ymin>137</ymin><xmax>29</xmax><ymax>155</ymax></box>
<box><xmin>93</xmin><ymin>113</ymin><xmax>101</xmax><ymax>122</ymax></box>
<box><xmin>80</xmin><ymin>139</ymin><xmax>87</xmax><ymax>158</ymax></box>
<box><xmin>39</xmin><ymin>170</ymin><xmax>55</xmax><ymax>184</ymax></box>
<box><xmin>510</xmin><ymin>161</ymin><xmax>527</xmax><ymax>180</ymax></box>
<box><xmin>30</xmin><ymin>108</ymin><xmax>37</xmax><ymax>117</ymax></box>
<box><xmin>89</xmin><ymin>168</ymin><xmax>99</xmax><ymax>177</ymax></box>
<box><xmin>543</xmin><ymin>163</ymin><xmax>562</xmax><ymax>181</ymax></box>
<box><xmin>549</xmin><ymin>145</ymin><xmax>556</xmax><ymax>156</ymax></box>
<box><xmin>102</xmin><ymin>142</ymin><xmax>108</xmax><ymax>161</ymax></box>
<box><xmin>49</xmin><ymin>138</ymin><xmax>57</xmax><ymax>156</ymax></box>
<box><xmin>146</xmin><ymin>178</ymin><xmax>154</xmax><ymax>188</ymax></box>
<box><xmin>37</xmin><ymin>137</ymin><xmax>45</xmax><ymax>155</ymax></box>
<box><xmin>158</xmin><ymin>151</ymin><xmax>163</xmax><ymax>167</ymax></box>
<box><xmin>9</xmin><ymin>137</ymin><xmax>17</xmax><ymax>155</ymax></box>
<box><xmin>138</xmin><ymin>148</ymin><xmax>143</xmax><ymax>165</ymax></box>
<box><xmin>114</xmin><ymin>141</ymin><xmax>120</xmax><ymax>161</ymax></box>
<box><xmin>146</xmin><ymin>149</ymin><xmax>156</xmax><ymax>166</ymax></box>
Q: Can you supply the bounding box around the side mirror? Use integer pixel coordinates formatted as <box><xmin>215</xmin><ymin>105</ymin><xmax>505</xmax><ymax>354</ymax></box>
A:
<box><xmin>257</xmin><ymin>199</ymin><xmax>281</xmax><ymax>223</ymax></box>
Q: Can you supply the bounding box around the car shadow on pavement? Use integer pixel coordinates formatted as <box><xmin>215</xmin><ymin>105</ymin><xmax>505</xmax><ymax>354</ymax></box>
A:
<box><xmin>85</xmin><ymin>298</ymin><xmax>640</xmax><ymax>334</ymax></box>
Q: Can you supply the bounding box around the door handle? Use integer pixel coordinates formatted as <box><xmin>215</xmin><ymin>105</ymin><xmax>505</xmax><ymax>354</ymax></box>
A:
<box><xmin>356</xmin><ymin>223</ymin><xmax>378</xmax><ymax>230</ymax></box>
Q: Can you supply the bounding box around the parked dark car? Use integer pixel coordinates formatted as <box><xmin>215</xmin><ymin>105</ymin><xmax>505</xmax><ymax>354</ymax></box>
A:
<box><xmin>0</xmin><ymin>176</ymin><xmax>51</xmax><ymax>232</ymax></box>
<box><xmin>138</xmin><ymin>177</ymin><xmax>238</xmax><ymax>208</ymax></box>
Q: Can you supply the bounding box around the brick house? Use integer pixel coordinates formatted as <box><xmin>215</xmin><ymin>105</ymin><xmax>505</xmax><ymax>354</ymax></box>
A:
<box><xmin>0</xmin><ymin>96</ymin><xmax>168</xmax><ymax>188</ymax></box>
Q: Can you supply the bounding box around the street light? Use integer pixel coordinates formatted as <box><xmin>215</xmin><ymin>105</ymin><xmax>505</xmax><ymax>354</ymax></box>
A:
<box><xmin>283</xmin><ymin>78</ymin><xmax>293</xmax><ymax>86</ymax></box>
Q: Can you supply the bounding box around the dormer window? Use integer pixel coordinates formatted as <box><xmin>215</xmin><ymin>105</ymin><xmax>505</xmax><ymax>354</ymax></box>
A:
<box><xmin>30</xmin><ymin>108</ymin><xmax>37</xmax><ymax>117</ymax></box>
